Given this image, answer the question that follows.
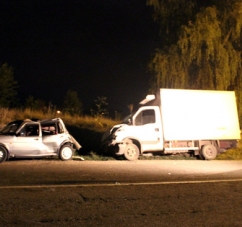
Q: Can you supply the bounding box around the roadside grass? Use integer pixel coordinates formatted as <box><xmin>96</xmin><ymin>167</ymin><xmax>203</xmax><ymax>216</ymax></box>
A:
<box><xmin>77</xmin><ymin>152</ymin><xmax>116</xmax><ymax>161</ymax></box>
<box><xmin>216</xmin><ymin>133</ymin><xmax>242</xmax><ymax>160</ymax></box>
<box><xmin>74</xmin><ymin>152</ymin><xmax>198</xmax><ymax>161</ymax></box>
<box><xmin>139</xmin><ymin>154</ymin><xmax>198</xmax><ymax>160</ymax></box>
<box><xmin>76</xmin><ymin>151</ymin><xmax>199</xmax><ymax>161</ymax></box>
<box><xmin>216</xmin><ymin>148</ymin><xmax>242</xmax><ymax>160</ymax></box>
<box><xmin>0</xmin><ymin>108</ymin><xmax>117</xmax><ymax>133</ymax></box>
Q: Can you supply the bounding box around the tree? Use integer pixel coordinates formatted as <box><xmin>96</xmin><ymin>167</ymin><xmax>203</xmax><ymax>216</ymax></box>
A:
<box><xmin>25</xmin><ymin>95</ymin><xmax>47</xmax><ymax>112</ymax></box>
<box><xmin>147</xmin><ymin>0</ymin><xmax>197</xmax><ymax>46</ymax></box>
<box><xmin>63</xmin><ymin>90</ymin><xmax>82</xmax><ymax>116</ymax></box>
<box><xmin>0</xmin><ymin>63</ymin><xmax>18</xmax><ymax>107</ymax></box>
<box><xmin>91</xmin><ymin>96</ymin><xmax>109</xmax><ymax>117</ymax></box>
<box><xmin>148</xmin><ymin>0</ymin><xmax>242</xmax><ymax>89</ymax></box>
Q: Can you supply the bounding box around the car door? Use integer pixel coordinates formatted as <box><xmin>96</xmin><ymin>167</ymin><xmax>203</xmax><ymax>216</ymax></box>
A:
<box><xmin>41</xmin><ymin>122</ymin><xmax>67</xmax><ymax>153</ymax></box>
<box><xmin>11</xmin><ymin>123</ymin><xmax>43</xmax><ymax>156</ymax></box>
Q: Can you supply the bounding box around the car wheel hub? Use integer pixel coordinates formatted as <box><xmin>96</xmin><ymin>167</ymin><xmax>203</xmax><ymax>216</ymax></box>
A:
<box><xmin>62</xmin><ymin>147</ymin><xmax>72</xmax><ymax>159</ymax></box>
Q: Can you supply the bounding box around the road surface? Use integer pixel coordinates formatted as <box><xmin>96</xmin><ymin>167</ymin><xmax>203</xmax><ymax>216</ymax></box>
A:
<box><xmin>0</xmin><ymin>159</ymin><xmax>242</xmax><ymax>226</ymax></box>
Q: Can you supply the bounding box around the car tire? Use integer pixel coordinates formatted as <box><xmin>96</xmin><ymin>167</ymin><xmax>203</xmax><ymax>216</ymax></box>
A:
<box><xmin>0</xmin><ymin>146</ymin><xmax>8</xmax><ymax>163</ymax></box>
<box><xmin>59</xmin><ymin>145</ymin><xmax>73</xmax><ymax>161</ymax></box>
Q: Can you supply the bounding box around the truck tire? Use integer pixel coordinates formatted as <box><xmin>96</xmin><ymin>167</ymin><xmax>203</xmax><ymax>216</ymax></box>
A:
<box><xmin>200</xmin><ymin>144</ymin><xmax>217</xmax><ymax>160</ymax></box>
<box><xmin>124</xmin><ymin>143</ymin><xmax>139</xmax><ymax>161</ymax></box>
<box><xmin>59</xmin><ymin>145</ymin><xmax>73</xmax><ymax>161</ymax></box>
<box><xmin>0</xmin><ymin>146</ymin><xmax>8</xmax><ymax>163</ymax></box>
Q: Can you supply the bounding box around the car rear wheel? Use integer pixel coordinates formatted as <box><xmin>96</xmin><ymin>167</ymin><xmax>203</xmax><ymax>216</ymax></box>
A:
<box><xmin>59</xmin><ymin>145</ymin><xmax>73</xmax><ymax>161</ymax></box>
<box><xmin>0</xmin><ymin>146</ymin><xmax>8</xmax><ymax>163</ymax></box>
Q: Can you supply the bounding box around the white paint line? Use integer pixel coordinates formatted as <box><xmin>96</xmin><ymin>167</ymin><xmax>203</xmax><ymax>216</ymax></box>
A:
<box><xmin>1</xmin><ymin>178</ymin><xmax>242</xmax><ymax>189</ymax></box>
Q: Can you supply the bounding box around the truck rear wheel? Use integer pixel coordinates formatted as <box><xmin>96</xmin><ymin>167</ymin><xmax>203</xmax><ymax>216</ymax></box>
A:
<box><xmin>200</xmin><ymin>144</ymin><xmax>217</xmax><ymax>160</ymax></box>
<box><xmin>124</xmin><ymin>143</ymin><xmax>139</xmax><ymax>161</ymax></box>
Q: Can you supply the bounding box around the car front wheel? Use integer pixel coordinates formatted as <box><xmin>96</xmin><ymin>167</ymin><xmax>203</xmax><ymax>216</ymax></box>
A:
<box><xmin>0</xmin><ymin>146</ymin><xmax>8</xmax><ymax>163</ymax></box>
<box><xmin>59</xmin><ymin>145</ymin><xmax>73</xmax><ymax>161</ymax></box>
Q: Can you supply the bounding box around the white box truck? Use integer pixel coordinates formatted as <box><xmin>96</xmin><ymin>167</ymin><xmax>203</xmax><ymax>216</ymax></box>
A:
<box><xmin>102</xmin><ymin>89</ymin><xmax>241</xmax><ymax>160</ymax></box>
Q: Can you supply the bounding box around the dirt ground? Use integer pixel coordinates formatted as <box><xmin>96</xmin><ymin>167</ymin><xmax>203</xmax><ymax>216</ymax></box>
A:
<box><xmin>1</xmin><ymin>160</ymin><xmax>242</xmax><ymax>226</ymax></box>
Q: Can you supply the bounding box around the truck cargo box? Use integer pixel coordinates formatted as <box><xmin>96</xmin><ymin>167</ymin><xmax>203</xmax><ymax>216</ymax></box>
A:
<box><xmin>159</xmin><ymin>89</ymin><xmax>241</xmax><ymax>141</ymax></box>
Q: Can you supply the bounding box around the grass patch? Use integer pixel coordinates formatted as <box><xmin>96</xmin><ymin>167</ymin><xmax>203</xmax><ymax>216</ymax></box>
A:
<box><xmin>216</xmin><ymin>133</ymin><xmax>242</xmax><ymax>160</ymax></box>
<box><xmin>216</xmin><ymin>148</ymin><xmax>242</xmax><ymax>160</ymax></box>
<box><xmin>78</xmin><ymin>152</ymin><xmax>116</xmax><ymax>161</ymax></box>
<box><xmin>76</xmin><ymin>152</ymin><xmax>199</xmax><ymax>161</ymax></box>
<box><xmin>0</xmin><ymin>108</ymin><xmax>118</xmax><ymax>133</ymax></box>
<box><xmin>139</xmin><ymin>153</ymin><xmax>198</xmax><ymax>160</ymax></box>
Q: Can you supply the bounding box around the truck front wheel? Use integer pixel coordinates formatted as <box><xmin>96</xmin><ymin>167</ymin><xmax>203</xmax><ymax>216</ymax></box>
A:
<box><xmin>124</xmin><ymin>143</ymin><xmax>139</xmax><ymax>161</ymax></box>
<box><xmin>200</xmin><ymin>144</ymin><xmax>217</xmax><ymax>160</ymax></box>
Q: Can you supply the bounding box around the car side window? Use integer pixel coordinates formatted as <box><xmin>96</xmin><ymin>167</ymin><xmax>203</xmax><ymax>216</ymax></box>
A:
<box><xmin>19</xmin><ymin>124</ymin><xmax>39</xmax><ymax>137</ymax></box>
<box><xmin>41</xmin><ymin>124</ymin><xmax>57</xmax><ymax>136</ymax></box>
<box><xmin>26</xmin><ymin>125</ymin><xmax>39</xmax><ymax>136</ymax></box>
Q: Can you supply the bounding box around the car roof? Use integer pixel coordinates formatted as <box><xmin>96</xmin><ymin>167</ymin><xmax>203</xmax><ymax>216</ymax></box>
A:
<box><xmin>6</xmin><ymin>119</ymin><xmax>33</xmax><ymax>125</ymax></box>
<box><xmin>6</xmin><ymin>118</ymin><xmax>63</xmax><ymax>127</ymax></box>
<box><xmin>40</xmin><ymin>118</ymin><xmax>61</xmax><ymax>124</ymax></box>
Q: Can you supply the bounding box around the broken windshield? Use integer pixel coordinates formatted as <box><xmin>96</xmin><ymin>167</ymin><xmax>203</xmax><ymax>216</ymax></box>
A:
<box><xmin>0</xmin><ymin>121</ymin><xmax>22</xmax><ymax>135</ymax></box>
<box><xmin>122</xmin><ymin>114</ymin><xmax>134</xmax><ymax>125</ymax></box>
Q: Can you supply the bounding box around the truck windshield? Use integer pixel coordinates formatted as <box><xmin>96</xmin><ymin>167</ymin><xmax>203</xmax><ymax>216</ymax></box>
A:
<box><xmin>122</xmin><ymin>114</ymin><xmax>134</xmax><ymax>125</ymax></box>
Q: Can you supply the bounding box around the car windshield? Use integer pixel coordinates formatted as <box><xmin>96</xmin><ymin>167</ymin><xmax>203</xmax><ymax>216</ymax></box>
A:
<box><xmin>0</xmin><ymin>121</ymin><xmax>22</xmax><ymax>135</ymax></box>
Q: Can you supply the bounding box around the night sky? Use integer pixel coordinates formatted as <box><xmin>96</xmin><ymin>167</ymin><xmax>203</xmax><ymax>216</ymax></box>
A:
<box><xmin>0</xmin><ymin>0</ymin><xmax>159</xmax><ymax>115</ymax></box>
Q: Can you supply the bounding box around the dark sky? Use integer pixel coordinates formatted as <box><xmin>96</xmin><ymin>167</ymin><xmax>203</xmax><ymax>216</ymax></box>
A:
<box><xmin>0</xmin><ymin>0</ymin><xmax>159</xmax><ymax>115</ymax></box>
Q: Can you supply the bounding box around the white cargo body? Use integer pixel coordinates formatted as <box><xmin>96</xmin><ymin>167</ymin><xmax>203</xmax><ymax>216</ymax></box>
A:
<box><xmin>103</xmin><ymin>89</ymin><xmax>241</xmax><ymax>161</ymax></box>
<box><xmin>160</xmin><ymin>89</ymin><xmax>240</xmax><ymax>141</ymax></box>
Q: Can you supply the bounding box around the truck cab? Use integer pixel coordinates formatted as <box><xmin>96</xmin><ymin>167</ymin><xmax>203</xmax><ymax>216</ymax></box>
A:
<box><xmin>111</xmin><ymin>106</ymin><xmax>164</xmax><ymax>159</ymax></box>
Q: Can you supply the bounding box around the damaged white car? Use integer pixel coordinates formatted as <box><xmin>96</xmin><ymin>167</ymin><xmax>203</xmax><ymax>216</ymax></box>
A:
<box><xmin>0</xmin><ymin>118</ymin><xmax>81</xmax><ymax>163</ymax></box>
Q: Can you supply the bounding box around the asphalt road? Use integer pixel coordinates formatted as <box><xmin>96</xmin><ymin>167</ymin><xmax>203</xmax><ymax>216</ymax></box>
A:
<box><xmin>1</xmin><ymin>159</ymin><xmax>242</xmax><ymax>227</ymax></box>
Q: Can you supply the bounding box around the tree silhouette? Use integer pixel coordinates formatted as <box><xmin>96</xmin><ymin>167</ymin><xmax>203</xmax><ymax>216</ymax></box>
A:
<box><xmin>0</xmin><ymin>63</ymin><xmax>18</xmax><ymax>107</ymax></box>
<box><xmin>63</xmin><ymin>90</ymin><xmax>82</xmax><ymax>116</ymax></box>
<box><xmin>91</xmin><ymin>96</ymin><xmax>109</xmax><ymax>117</ymax></box>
